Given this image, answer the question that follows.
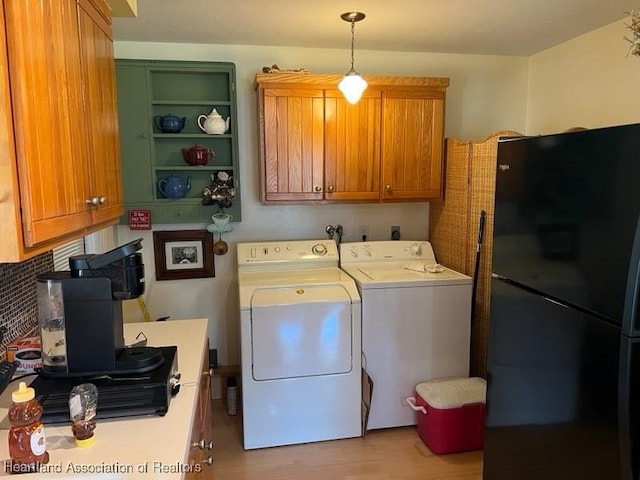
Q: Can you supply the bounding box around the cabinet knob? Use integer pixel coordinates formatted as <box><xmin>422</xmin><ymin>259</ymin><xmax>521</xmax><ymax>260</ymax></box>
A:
<box><xmin>327</xmin><ymin>185</ymin><xmax>334</xmax><ymax>193</ymax></box>
<box><xmin>385</xmin><ymin>184</ymin><xmax>392</xmax><ymax>193</ymax></box>
<box><xmin>314</xmin><ymin>186</ymin><xmax>322</xmax><ymax>193</ymax></box>
<box><xmin>200</xmin><ymin>456</ymin><xmax>214</xmax><ymax>466</ymax></box>
<box><xmin>85</xmin><ymin>196</ymin><xmax>99</xmax><ymax>207</ymax></box>
<box><xmin>98</xmin><ymin>196</ymin><xmax>107</xmax><ymax>205</ymax></box>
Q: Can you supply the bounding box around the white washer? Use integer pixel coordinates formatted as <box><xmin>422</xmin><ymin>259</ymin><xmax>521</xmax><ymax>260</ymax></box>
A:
<box><xmin>340</xmin><ymin>241</ymin><xmax>472</xmax><ymax>430</ymax></box>
<box><xmin>237</xmin><ymin>240</ymin><xmax>362</xmax><ymax>449</ymax></box>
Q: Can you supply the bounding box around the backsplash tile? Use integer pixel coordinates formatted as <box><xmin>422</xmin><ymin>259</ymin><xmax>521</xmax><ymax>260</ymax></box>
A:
<box><xmin>0</xmin><ymin>252</ymin><xmax>53</xmax><ymax>360</ymax></box>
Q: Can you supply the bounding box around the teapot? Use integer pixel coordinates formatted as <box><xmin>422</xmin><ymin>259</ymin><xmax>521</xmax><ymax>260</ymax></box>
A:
<box><xmin>155</xmin><ymin>114</ymin><xmax>186</xmax><ymax>133</ymax></box>
<box><xmin>198</xmin><ymin>108</ymin><xmax>230</xmax><ymax>135</ymax></box>
<box><xmin>181</xmin><ymin>145</ymin><xmax>215</xmax><ymax>166</ymax></box>
<box><xmin>157</xmin><ymin>175</ymin><xmax>191</xmax><ymax>199</ymax></box>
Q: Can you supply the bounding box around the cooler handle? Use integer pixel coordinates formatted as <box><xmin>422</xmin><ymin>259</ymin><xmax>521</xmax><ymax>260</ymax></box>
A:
<box><xmin>405</xmin><ymin>396</ymin><xmax>427</xmax><ymax>414</ymax></box>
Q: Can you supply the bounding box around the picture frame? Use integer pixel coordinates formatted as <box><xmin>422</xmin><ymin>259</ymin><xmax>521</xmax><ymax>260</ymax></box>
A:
<box><xmin>153</xmin><ymin>230</ymin><xmax>215</xmax><ymax>280</ymax></box>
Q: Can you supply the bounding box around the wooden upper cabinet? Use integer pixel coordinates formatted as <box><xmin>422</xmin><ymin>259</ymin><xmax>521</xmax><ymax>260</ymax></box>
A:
<box><xmin>259</xmin><ymin>86</ymin><xmax>324</xmax><ymax>202</ymax></box>
<box><xmin>324</xmin><ymin>89</ymin><xmax>381</xmax><ymax>201</ymax></box>
<box><xmin>256</xmin><ymin>73</ymin><xmax>448</xmax><ymax>204</ymax></box>
<box><xmin>381</xmin><ymin>87</ymin><xmax>446</xmax><ymax>200</ymax></box>
<box><xmin>5</xmin><ymin>0</ymin><xmax>92</xmax><ymax>247</ymax></box>
<box><xmin>0</xmin><ymin>0</ymin><xmax>121</xmax><ymax>261</ymax></box>
<box><xmin>77</xmin><ymin>0</ymin><xmax>123</xmax><ymax>225</ymax></box>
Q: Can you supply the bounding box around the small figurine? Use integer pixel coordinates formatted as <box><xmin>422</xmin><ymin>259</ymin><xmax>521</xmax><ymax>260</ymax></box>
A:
<box><xmin>202</xmin><ymin>170</ymin><xmax>235</xmax><ymax>208</ymax></box>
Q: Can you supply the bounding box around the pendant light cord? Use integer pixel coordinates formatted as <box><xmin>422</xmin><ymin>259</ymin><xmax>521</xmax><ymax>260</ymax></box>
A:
<box><xmin>349</xmin><ymin>20</ymin><xmax>356</xmax><ymax>70</ymax></box>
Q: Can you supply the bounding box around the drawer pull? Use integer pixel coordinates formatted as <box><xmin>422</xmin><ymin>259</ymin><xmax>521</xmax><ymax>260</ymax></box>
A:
<box><xmin>201</xmin><ymin>456</ymin><xmax>214</xmax><ymax>466</ymax></box>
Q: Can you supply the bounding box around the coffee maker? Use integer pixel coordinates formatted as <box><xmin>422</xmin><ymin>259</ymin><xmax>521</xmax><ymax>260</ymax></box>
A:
<box><xmin>36</xmin><ymin>239</ymin><xmax>164</xmax><ymax>377</ymax></box>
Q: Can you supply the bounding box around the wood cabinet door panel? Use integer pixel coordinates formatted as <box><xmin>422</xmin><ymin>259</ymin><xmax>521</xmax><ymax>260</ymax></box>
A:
<box><xmin>5</xmin><ymin>0</ymin><xmax>92</xmax><ymax>246</ymax></box>
<box><xmin>77</xmin><ymin>0</ymin><xmax>123</xmax><ymax>224</ymax></box>
<box><xmin>261</xmin><ymin>87</ymin><xmax>324</xmax><ymax>201</ymax></box>
<box><xmin>381</xmin><ymin>89</ymin><xmax>445</xmax><ymax>200</ymax></box>
<box><xmin>324</xmin><ymin>89</ymin><xmax>381</xmax><ymax>201</ymax></box>
<box><xmin>186</xmin><ymin>341</ymin><xmax>213</xmax><ymax>480</ymax></box>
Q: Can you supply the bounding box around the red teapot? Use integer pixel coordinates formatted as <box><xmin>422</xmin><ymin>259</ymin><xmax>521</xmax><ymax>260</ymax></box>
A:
<box><xmin>181</xmin><ymin>145</ymin><xmax>215</xmax><ymax>166</ymax></box>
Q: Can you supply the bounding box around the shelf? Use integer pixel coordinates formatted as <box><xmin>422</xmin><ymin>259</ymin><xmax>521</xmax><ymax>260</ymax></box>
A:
<box><xmin>152</xmin><ymin>166</ymin><xmax>231</xmax><ymax>172</ymax></box>
<box><xmin>153</xmin><ymin>134</ymin><xmax>233</xmax><ymax>139</ymax></box>
<box><xmin>152</xmin><ymin>100</ymin><xmax>232</xmax><ymax>106</ymax></box>
<box><xmin>116</xmin><ymin>59</ymin><xmax>241</xmax><ymax>225</ymax></box>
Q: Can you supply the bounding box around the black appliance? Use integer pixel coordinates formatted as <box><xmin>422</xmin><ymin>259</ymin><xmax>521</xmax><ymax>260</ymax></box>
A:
<box><xmin>484</xmin><ymin>123</ymin><xmax>640</xmax><ymax>480</ymax></box>
<box><xmin>31</xmin><ymin>346</ymin><xmax>180</xmax><ymax>423</ymax></box>
<box><xmin>36</xmin><ymin>239</ymin><xmax>164</xmax><ymax>377</ymax></box>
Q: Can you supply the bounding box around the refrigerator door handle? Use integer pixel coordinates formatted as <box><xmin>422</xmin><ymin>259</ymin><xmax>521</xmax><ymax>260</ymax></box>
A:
<box><xmin>618</xmin><ymin>336</ymin><xmax>640</xmax><ymax>480</ymax></box>
<box><xmin>622</xmin><ymin>214</ymin><xmax>640</xmax><ymax>337</ymax></box>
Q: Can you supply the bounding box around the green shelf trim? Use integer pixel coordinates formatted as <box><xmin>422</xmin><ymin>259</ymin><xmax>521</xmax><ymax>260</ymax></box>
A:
<box><xmin>152</xmin><ymin>166</ymin><xmax>234</xmax><ymax>171</ymax></box>
<box><xmin>152</xmin><ymin>133</ymin><xmax>233</xmax><ymax>139</ymax></box>
<box><xmin>151</xmin><ymin>100</ymin><xmax>232</xmax><ymax>106</ymax></box>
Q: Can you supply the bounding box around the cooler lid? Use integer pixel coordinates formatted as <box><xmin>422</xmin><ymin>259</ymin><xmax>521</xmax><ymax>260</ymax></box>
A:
<box><xmin>416</xmin><ymin>377</ymin><xmax>486</xmax><ymax>409</ymax></box>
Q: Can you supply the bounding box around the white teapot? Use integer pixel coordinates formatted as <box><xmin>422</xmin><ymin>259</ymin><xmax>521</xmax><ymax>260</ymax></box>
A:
<box><xmin>198</xmin><ymin>108</ymin><xmax>230</xmax><ymax>135</ymax></box>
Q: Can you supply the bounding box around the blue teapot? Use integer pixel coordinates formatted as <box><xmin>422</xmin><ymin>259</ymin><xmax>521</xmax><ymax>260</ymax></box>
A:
<box><xmin>157</xmin><ymin>175</ymin><xmax>191</xmax><ymax>199</ymax></box>
<box><xmin>154</xmin><ymin>114</ymin><xmax>186</xmax><ymax>133</ymax></box>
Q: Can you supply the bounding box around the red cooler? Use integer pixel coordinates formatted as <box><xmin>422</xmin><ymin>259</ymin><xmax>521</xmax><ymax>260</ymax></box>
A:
<box><xmin>407</xmin><ymin>377</ymin><xmax>486</xmax><ymax>454</ymax></box>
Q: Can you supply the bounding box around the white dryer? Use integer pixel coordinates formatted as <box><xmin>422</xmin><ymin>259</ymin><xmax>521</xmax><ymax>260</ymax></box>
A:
<box><xmin>340</xmin><ymin>241</ymin><xmax>472</xmax><ymax>430</ymax></box>
<box><xmin>237</xmin><ymin>240</ymin><xmax>362</xmax><ymax>449</ymax></box>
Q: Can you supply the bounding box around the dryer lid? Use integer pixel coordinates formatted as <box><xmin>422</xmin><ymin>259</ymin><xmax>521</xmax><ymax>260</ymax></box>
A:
<box><xmin>251</xmin><ymin>285</ymin><xmax>353</xmax><ymax>307</ymax></box>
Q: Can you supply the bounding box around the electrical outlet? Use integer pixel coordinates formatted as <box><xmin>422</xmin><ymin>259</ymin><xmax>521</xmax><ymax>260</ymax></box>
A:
<box><xmin>359</xmin><ymin>225</ymin><xmax>369</xmax><ymax>241</ymax></box>
<box><xmin>391</xmin><ymin>225</ymin><xmax>401</xmax><ymax>240</ymax></box>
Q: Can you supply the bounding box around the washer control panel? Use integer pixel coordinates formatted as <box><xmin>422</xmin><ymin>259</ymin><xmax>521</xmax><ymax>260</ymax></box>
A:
<box><xmin>340</xmin><ymin>241</ymin><xmax>437</xmax><ymax>264</ymax></box>
<box><xmin>237</xmin><ymin>240</ymin><xmax>339</xmax><ymax>269</ymax></box>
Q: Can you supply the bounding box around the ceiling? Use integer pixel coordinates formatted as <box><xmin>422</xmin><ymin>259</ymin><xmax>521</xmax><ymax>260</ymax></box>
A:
<box><xmin>111</xmin><ymin>0</ymin><xmax>638</xmax><ymax>56</ymax></box>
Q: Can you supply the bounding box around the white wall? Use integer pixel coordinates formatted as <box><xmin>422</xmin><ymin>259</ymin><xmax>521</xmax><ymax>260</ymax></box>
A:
<box><xmin>527</xmin><ymin>19</ymin><xmax>640</xmax><ymax>134</ymax></box>
<box><xmin>114</xmin><ymin>41</ymin><xmax>529</xmax><ymax>365</ymax></box>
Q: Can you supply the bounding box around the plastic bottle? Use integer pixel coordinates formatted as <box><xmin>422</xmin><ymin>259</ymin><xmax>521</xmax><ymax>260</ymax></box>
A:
<box><xmin>69</xmin><ymin>383</ymin><xmax>98</xmax><ymax>447</ymax></box>
<box><xmin>7</xmin><ymin>382</ymin><xmax>49</xmax><ymax>474</ymax></box>
<box><xmin>226</xmin><ymin>376</ymin><xmax>237</xmax><ymax>416</ymax></box>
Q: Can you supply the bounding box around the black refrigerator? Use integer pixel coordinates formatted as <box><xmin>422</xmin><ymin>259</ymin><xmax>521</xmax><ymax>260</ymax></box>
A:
<box><xmin>484</xmin><ymin>123</ymin><xmax>640</xmax><ymax>480</ymax></box>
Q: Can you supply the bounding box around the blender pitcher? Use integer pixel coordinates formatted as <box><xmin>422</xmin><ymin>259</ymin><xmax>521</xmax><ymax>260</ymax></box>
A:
<box><xmin>36</xmin><ymin>275</ymin><xmax>68</xmax><ymax>371</ymax></box>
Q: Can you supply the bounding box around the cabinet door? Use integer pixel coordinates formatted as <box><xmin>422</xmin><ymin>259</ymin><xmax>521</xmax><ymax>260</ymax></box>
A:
<box><xmin>186</xmin><ymin>343</ymin><xmax>214</xmax><ymax>480</ymax></box>
<box><xmin>259</xmin><ymin>87</ymin><xmax>324</xmax><ymax>202</ymax></box>
<box><xmin>324</xmin><ymin>89</ymin><xmax>381</xmax><ymax>201</ymax></box>
<box><xmin>381</xmin><ymin>88</ymin><xmax>445</xmax><ymax>200</ymax></box>
<box><xmin>77</xmin><ymin>0</ymin><xmax>123</xmax><ymax>225</ymax></box>
<box><xmin>5</xmin><ymin>0</ymin><xmax>92</xmax><ymax>246</ymax></box>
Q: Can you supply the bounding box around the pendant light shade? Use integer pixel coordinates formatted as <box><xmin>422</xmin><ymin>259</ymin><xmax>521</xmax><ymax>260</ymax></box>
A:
<box><xmin>339</xmin><ymin>12</ymin><xmax>367</xmax><ymax>104</ymax></box>
<box><xmin>339</xmin><ymin>69</ymin><xmax>368</xmax><ymax>104</ymax></box>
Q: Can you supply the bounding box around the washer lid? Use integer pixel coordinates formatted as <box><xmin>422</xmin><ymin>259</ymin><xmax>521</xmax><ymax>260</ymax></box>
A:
<box><xmin>342</xmin><ymin>263</ymin><xmax>471</xmax><ymax>288</ymax></box>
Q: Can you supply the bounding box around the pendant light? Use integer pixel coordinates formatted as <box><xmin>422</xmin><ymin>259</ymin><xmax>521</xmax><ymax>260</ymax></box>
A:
<box><xmin>338</xmin><ymin>11</ymin><xmax>367</xmax><ymax>104</ymax></box>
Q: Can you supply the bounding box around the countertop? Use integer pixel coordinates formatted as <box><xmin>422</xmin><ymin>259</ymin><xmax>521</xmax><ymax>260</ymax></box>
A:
<box><xmin>0</xmin><ymin>318</ymin><xmax>209</xmax><ymax>479</ymax></box>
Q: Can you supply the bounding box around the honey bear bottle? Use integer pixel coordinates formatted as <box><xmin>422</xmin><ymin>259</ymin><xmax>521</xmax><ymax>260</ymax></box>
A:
<box><xmin>7</xmin><ymin>382</ymin><xmax>49</xmax><ymax>473</ymax></box>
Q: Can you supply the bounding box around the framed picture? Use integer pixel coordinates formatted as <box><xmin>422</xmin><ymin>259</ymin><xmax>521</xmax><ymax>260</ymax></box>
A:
<box><xmin>153</xmin><ymin>230</ymin><xmax>214</xmax><ymax>280</ymax></box>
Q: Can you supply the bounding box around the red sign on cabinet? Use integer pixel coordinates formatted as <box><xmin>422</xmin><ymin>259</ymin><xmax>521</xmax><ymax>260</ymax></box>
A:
<box><xmin>128</xmin><ymin>209</ymin><xmax>152</xmax><ymax>230</ymax></box>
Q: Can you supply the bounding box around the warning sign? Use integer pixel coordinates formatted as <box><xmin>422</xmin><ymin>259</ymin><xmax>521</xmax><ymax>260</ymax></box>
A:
<box><xmin>128</xmin><ymin>209</ymin><xmax>151</xmax><ymax>230</ymax></box>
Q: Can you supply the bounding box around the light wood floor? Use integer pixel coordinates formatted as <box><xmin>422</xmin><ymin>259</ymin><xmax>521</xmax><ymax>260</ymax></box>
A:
<box><xmin>211</xmin><ymin>400</ymin><xmax>483</xmax><ymax>480</ymax></box>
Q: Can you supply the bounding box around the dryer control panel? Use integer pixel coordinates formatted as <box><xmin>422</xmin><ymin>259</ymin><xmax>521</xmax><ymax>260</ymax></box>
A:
<box><xmin>237</xmin><ymin>240</ymin><xmax>339</xmax><ymax>270</ymax></box>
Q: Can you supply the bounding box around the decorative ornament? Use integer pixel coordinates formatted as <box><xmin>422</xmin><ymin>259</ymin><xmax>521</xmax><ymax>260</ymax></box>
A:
<box><xmin>624</xmin><ymin>10</ymin><xmax>640</xmax><ymax>56</ymax></box>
